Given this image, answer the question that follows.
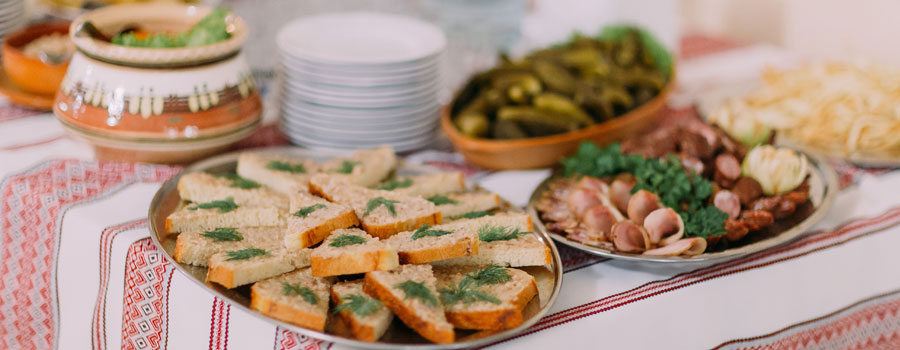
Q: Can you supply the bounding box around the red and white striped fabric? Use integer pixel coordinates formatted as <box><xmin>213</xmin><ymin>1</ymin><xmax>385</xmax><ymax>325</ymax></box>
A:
<box><xmin>1</xmin><ymin>36</ymin><xmax>898</xmax><ymax>350</ymax></box>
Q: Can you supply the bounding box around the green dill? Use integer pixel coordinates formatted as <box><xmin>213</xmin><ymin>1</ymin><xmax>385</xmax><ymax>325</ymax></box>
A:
<box><xmin>478</xmin><ymin>225</ymin><xmax>530</xmax><ymax>242</ymax></box>
<box><xmin>265</xmin><ymin>160</ymin><xmax>306</xmax><ymax>174</ymax></box>
<box><xmin>439</xmin><ymin>265</ymin><xmax>509</xmax><ymax>306</ymax></box>
<box><xmin>561</xmin><ymin>141</ymin><xmax>724</xmax><ymax>238</ymax></box>
<box><xmin>394</xmin><ymin>280</ymin><xmax>439</xmax><ymax>306</ymax></box>
<box><xmin>292</xmin><ymin>204</ymin><xmax>326</xmax><ymax>218</ymax></box>
<box><xmin>215</xmin><ymin>173</ymin><xmax>262</xmax><ymax>189</ymax></box>
<box><xmin>410</xmin><ymin>224</ymin><xmax>453</xmax><ymax>240</ymax></box>
<box><xmin>377</xmin><ymin>178</ymin><xmax>413</xmax><ymax>191</ymax></box>
<box><xmin>187</xmin><ymin>197</ymin><xmax>238</xmax><ymax>213</ymax></box>
<box><xmin>202</xmin><ymin>227</ymin><xmax>243</xmax><ymax>242</ymax></box>
<box><xmin>329</xmin><ymin>234</ymin><xmax>367</xmax><ymax>247</ymax></box>
<box><xmin>364</xmin><ymin>197</ymin><xmax>399</xmax><ymax>217</ymax></box>
<box><xmin>453</xmin><ymin>211</ymin><xmax>493</xmax><ymax>220</ymax></box>
<box><xmin>426</xmin><ymin>194</ymin><xmax>458</xmax><ymax>206</ymax></box>
<box><xmin>333</xmin><ymin>294</ymin><xmax>382</xmax><ymax>317</ymax></box>
<box><xmin>281</xmin><ymin>282</ymin><xmax>318</xmax><ymax>304</ymax></box>
<box><xmin>225</xmin><ymin>247</ymin><xmax>268</xmax><ymax>261</ymax></box>
<box><xmin>333</xmin><ymin>160</ymin><xmax>360</xmax><ymax>174</ymax></box>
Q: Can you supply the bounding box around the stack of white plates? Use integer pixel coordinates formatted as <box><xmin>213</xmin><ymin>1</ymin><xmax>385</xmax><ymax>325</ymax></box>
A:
<box><xmin>0</xmin><ymin>0</ymin><xmax>25</xmax><ymax>43</ymax></box>
<box><xmin>276</xmin><ymin>12</ymin><xmax>446</xmax><ymax>152</ymax></box>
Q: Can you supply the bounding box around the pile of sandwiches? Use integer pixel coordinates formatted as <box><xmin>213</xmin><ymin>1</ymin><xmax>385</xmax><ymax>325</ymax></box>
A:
<box><xmin>166</xmin><ymin>146</ymin><xmax>553</xmax><ymax>344</ymax></box>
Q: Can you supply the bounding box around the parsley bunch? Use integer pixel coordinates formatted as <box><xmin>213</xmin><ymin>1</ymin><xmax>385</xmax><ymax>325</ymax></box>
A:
<box><xmin>562</xmin><ymin>141</ymin><xmax>727</xmax><ymax>238</ymax></box>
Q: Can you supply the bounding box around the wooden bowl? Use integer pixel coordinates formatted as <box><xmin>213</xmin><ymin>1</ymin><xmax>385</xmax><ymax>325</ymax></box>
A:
<box><xmin>440</xmin><ymin>73</ymin><xmax>676</xmax><ymax>170</ymax></box>
<box><xmin>2</xmin><ymin>22</ymin><xmax>71</xmax><ymax>95</ymax></box>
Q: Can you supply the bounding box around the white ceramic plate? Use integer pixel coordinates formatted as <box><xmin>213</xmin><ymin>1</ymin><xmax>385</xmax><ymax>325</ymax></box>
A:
<box><xmin>283</xmin><ymin>78</ymin><xmax>440</xmax><ymax>100</ymax></box>
<box><xmin>279</xmin><ymin>53</ymin><xmax>440</xmax><ymax>76</ymax></box>
<box><xmin>282</xmin><ymin>98</ymin><xmax>437</xmax><ymax>115</ymax></box>
<box><xmin>281</xmin><ymin>87</ymin><xmax>438</xmax><ymax>109</ymax></box>
<box><xmin>281</xmin><ymin>68</ymin><xmax>439</xmax><ymax>88</ymax></box>
<box><xmin>280</xmin><ymin>105</ymin><xmax>439</xmax><ymax>127</ymax></box>
<box><xmin>276</xmin><ymin>12</ymin><xmax>446</xmax><ymax>65</ymax></box>
<box><xmin>279</xmin><ymin>126</ymin><xmax>436</xmax><ymax>152</ymax></box>
<box><xmin>279</xmin><ymin>115</ymin><xmax>437</xmax><ymax>139</ymax></box>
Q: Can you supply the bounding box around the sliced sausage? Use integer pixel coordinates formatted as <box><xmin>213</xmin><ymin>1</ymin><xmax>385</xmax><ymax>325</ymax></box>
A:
<box><xmin>724</xmin><ymin>219</ymin><xmax>750</xmax><ymax>241</ymax></box>
<box><xmin>626</xmin><ymin>190</ymin><xmax>661</xmax><ymax>226</ymax></box>
<box><xmin>732</xmin><ymin>177</ymin><xmax>764</xmax><ymax>205</ymax></box>
<box><xmin>740</xmin><ymin>210</ymin><xmax>775</xmax><ymax>230</ymax></box>
<box><xmin>713</xmin><ymin>190</ymin><xmax>741</xmax><ymax>219</ymax></box>
<box><xmin>773</xmin><ymin>199</ymin><xmax>797</xmax><ymax>219</ymax></box>
<box><xmin>749</xmin><ymin>196</ymin><xmax>780</xmax><ymax>212</ymax></box>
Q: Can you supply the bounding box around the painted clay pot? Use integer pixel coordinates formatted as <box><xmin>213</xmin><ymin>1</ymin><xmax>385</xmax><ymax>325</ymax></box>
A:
<box><xmin>53</xmin><ymin>3</ymin><xmax>261</xmax><ymax>163</ymax></box>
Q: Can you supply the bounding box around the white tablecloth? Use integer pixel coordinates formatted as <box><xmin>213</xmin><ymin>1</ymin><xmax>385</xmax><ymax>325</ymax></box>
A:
<box><xmin>1</xmin><ymin>36</ymin><xmax>899</xmax><ymax>350</ymax></box>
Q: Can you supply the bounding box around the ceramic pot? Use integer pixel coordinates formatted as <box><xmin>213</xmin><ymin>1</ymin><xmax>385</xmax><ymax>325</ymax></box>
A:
<box><xmin>53</xmin><ymin>3</ymin><xmax>261</xmax><ymax>163</ymax></box>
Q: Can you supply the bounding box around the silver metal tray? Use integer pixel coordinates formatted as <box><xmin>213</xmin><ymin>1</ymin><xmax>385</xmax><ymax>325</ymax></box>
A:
<box><xmin>526</xmin><ymin>151</ymin><xmax>838</xmax><ymax>266</ymax></box>
<box><xmin>148</xmin><ymin>147</ymin><xmax>563</xmax><ymax>349</ymax></box>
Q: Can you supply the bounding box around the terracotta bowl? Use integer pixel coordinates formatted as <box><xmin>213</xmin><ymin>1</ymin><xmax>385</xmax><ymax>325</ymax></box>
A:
<box><xmin>52</xmin><ymin>3</ymin><xmax>260</xmax><ymax>164</ymax></box>
<box><xmin>441</xmin><ymin>72</ymin><xmax>676</xmax><ymax>170</ymax></box>
<box><xmin>2</xmin><ymin>22</ymin><xmax>71</xmax><ymax>95</ymax></box>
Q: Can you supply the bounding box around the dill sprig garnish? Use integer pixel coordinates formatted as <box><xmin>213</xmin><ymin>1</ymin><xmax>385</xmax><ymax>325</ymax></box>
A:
<box><xmin>394</xmin><ymin>280</ymin><xmax>438</xmax><ymax>306</ymax></box>
<box><xmin>293</xmin><ymin>204</ymin><xmax>326</xmax><ymax>218</ymax></box>
<box><xmin>478</xmin><ymin>224</ymin><xmax>530</xmax><ymax>242</ymax></box>
<box><xmin>188</xmin><ymin>197</ymin><xmax>238</xmax><ymax>213</ymax></box>
<box><xmin>281</xmin><ymin>282</ymin><xmax>318</xmax><ymax>304</ymax></box>
<box><xmin>215</xmin><ymin>173</ymin><xmax>261</xmax><ymax>189</ymax></box>
<box><xmin>426</xmin><ymin>194</ymin><xmax>458</xmax><ymax>206</ymax></box>
<box><xmin>439</xmin><ymin>265</ymin><xmax>509</xmax><ymax>306</ymax></box>
<box><xmin>225</xmin><ymin>247</ymin><xmax>268</xmax><ymax>261</ymax></box>
<box><xmin>364</xmin><ymin>197</ymin><xmax>399</xmax><ymax>217</ymax></box>
<box><xmin>265</xmin><ymin>160</ymin><xmax>306</xmax><ymax>174</ymax></box>
<box><xmin>410</xmin><ymin>224</ymin><xmax>453</xmax><ymax>240</ymax></box>
<box><xmin>329</xmin><ymin>234</ymin><xmax>367</xmax><ymax>247</ymax></box>
<box><xmin>453</xmin><ymin>211</ymin><xmax>492</xmax><ymax>219</ymax></box>
<box><xmin>202</xmin><ymin>227</ymin><xmax>243</xmax><ymax>242</ymax></box>
<box><xmin>333</xmin><ymin>294</ymin><xmax>383</xmax><ymax>317</ymax></box>
<box><xmin>377</xmin><ymin>178</ymin><xmax>413</xmax><ymax>191</ymax></box>
<box><xmin>334</xmin><ymin>160</ymin><xmax>360</xmax><ymax>174</ymax></box>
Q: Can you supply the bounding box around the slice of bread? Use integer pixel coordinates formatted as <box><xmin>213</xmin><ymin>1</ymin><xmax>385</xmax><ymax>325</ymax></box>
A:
<box><xmin>250</xmin><ymin>267</ymin><xmax>335</xmax><ymax>331</ymax></box>
<box><xmin>433</xmin><ymin>266</ymin><xmax>538</xmax><ymax>330</ymax></box>
<box><xmin>363</xmin><ymin>265</ymin><xmax>454</xmax><ymax>344</ymax></box>
<box><xmin>432</xmin><ymin>192</ymin><xmax>501</xmax><ymax>220</ymax></box>
<box><xmin>309</xmin><ymin>174</ymin><xmax>441</xmax><ymax>239</ymax></box>
<box><xmin>174</xmin><ymin>227</ymin><xmax>286</xmax><ymax>266</ymax></box>
<box><xmin>285</xmin><ymin>192</ymin><xmax>358</xmax><ymax>250</ymax></box>
<box><xmin>321</xmin><ymin>146</ymin><xmax>397</xmax><ymax>187</ymax></box>
<box><xmin>431</xmin><ymin>213</ymin><xmax>553</xmax><ymax>267</ymax></box>
<box><xmin>377</xmin><ymin>172</ymin><xmax>465</xmax><ymax>197</ymax></box>
<box><xmin>237</xmin><ymin>153</ymin><xmax>320</xmax><ymax>194</ymax></box>
<box><xmin>384</xmin><ymin>223</ymin><xmax>479</xmax><ymax>264</ymax></box>
<box><xmin>331</xmin><ymin>280</ymin><xmax>394</xmax><ymax>342</ymax></box>
<box><xmin>178</xmin><ymin>172</ymin><xmax>289</xmax><ymax>209</ymax></box>
<box><xmin>165</xmin><ymin>199</ymin><xmax>285</xmax><ymax>233</ymax></box>
<box><xmin>310</xmin><ymin>229</ymin><xmax>399</xmax><ymax>277</ymax></box>
<box><xmin>206</xmin><ymin>247</ymin><xmax>311</xmax><ymax>288</ymax></box>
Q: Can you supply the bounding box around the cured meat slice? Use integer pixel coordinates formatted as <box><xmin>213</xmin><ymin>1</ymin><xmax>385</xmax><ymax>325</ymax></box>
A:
<box><xmin>626</xmin><ymin>190</ymin><xmax>660</xmax><ymax>226</ymax></box>
<box><xmin>610</xmin><ymin>221</ymin><xmax>650</xmax><ymax>253</ymax></box>
<box><xmin>643</xmin><ymin>208</ymin><xmax>684</xmax><ymax>245</ymax></box>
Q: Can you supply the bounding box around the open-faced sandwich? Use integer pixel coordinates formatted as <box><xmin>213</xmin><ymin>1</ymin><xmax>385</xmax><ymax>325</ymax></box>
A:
<box><xmin>164</xmin><ymin>146</ymin><xmax>552</xmax><ymax>344</ymax></box>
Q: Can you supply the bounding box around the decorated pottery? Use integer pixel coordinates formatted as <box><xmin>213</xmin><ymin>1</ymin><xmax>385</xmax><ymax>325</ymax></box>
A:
<box><xmin>53</xmin><ymin>3</ymin><xmax>261</xmax><ymax>163</ymax></box>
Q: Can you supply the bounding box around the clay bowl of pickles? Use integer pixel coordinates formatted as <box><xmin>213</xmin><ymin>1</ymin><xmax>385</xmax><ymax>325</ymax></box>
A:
<box><xmin>441</xmin><ymin>27</ymin><xmax>675</xmax><ymax>170</ymax></box>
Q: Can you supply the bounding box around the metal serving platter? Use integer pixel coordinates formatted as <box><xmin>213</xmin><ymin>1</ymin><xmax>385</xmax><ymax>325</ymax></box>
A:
<box><xmin>526</xmin><ymin>151</ymin><xmax>838</xmax><ymax>266</ymax></box>
<box><xmin>149</xmin><ymin>147</ymin><xmax>563</xmax><ymax>349</ymax></box>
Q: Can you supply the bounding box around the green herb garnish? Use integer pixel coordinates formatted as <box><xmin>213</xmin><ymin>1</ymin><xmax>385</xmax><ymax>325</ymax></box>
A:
<box><xmin>333</xmin><ymin>294</ymin><xmax>383</xmax><ymax>317</ymax></box>
<box><xmin>453</xmin><ymin>211</ymin><xmax>493</xmax><ymax>220</ymax></box>
<box><xmin>202</xmin><ymin>227</ymin><xmax>243</xmax><ymax>242</ymax></box>
<box><xmin>478</xmin><ymin>225</ymin><xmax>529</xmax><ymax>242</ymax></box>
<box><xmin>329</xmin><ymin>234</ymin><xmax>366</xmax><ymax>247</ymax></box>
<box><xmin>439</xmin><ymin>265</ymin><xmax>509</xmax><ymax>306</ymax></box>
<box><xmin>225</xmin><ymin>247</ymin><xmax>268</xmax><ymax>261</ymax></box>
<box><xmin>281</xmin><ymin>282</ymin><xmax>318</xmax><ymax>304</ymax></box>
<box><xmin>410</xmin><ymin>224</ymin><xmax>453</xmax><ymax>240</ymax></box>
<box><xmin>334</xmin><ymin>160</ymin><xmax>360</xmax><ymax>174</ymax></box>
<box><xmin>426</xmin><ymin>194</ymin><xmax>458</xmax><ymax>206</ymax></box>
<box><xmin>187</xmin><ymin>197</ymin><xmax>238</xmax><ymax>213</ymax></box>
<box><xmin>364</xmin><ymin>197</ymin><xmax>398</xmax><ymax>217</ymax></box>
<box><xmin>265</xmin><ymin>160</ymin><xmax>306</xmax><ymax>174</ymax></box>
<box><xmin>394</xmin><ymin>280</ymin><xmax>439</xmax><ymax>306</ymax></box>
<box><xmin>377</xmin><ymin>178</ymin><xmax>413</xmax><ymax>191</ymax></box>
<box><xmin>215</xmin><ymin>173</ymin><xmax>261</xmax><ymax>189</ymax></box>
<box><xmin>293</xmin><ymin>204</ymin><xmax>326</xmax><ymax>218</ymax></box>
<box><xmin>562</xmin><ymin>142</ymin><xmax>724</xmax><ymax>238</ymax></box>
<box><xmin>111</xmin><ymin>7</ymin><xmax>232</xmax><ymax>48</ymax></box>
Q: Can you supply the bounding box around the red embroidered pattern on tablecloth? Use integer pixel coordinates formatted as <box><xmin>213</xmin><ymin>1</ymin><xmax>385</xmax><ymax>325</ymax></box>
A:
<box><xmin>714</xmin><ymin>289</ymin><xmax>900</xmax><ymax>350</ymax></box>
<box><xmin>0</xmin><ymin>104</ymin><xmax>44</xmax><ymax>123</ymax></box>
<box><xmin>121</xmin><ymin>238</ymin><xmax>176</xmax><ymax>350</ymax></box>
<box><xmin>0</xmin><ymin>160</ymin><xmax>180</xmax><ymax>350</ymax></box>
<box><xmin>209</xmin><ymin>298</ymin><xmax>230</xmax><ymax>350</ymax></box>
<box><xmin>93</xmin><ymin>219</ymin><xmax>148</xmax><ymax>350</ymax></box>
<box><xmin>273</xmin><ymin>327</ymin><xmax>331</xmax><ymax>350</ymax></box>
